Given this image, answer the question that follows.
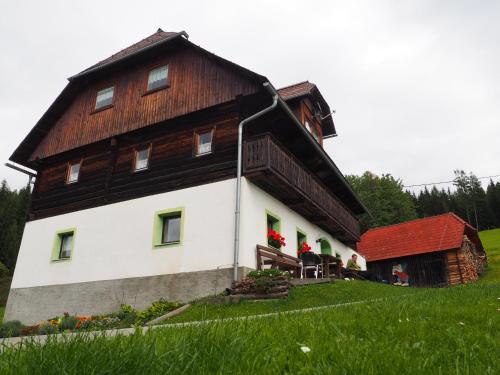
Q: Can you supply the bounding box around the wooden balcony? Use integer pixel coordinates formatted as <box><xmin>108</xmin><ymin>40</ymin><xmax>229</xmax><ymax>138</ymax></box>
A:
<box><xmin>243</xmin><ymin>134</ymin><xmax>360</xmax><ymax>243</ymax></box>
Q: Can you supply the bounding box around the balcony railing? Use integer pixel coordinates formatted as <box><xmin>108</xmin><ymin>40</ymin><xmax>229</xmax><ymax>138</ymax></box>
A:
<box><xmin>244</xmin><ymin>134</ymin><xmax>360</xmax><ymax>242</ymax></box>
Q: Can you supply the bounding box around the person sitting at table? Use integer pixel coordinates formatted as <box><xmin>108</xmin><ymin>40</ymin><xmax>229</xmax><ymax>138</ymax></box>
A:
<box><xmin>346</xmin><ymin>254</ymin><xmax>361</xmax><ymax>271</ymax></box>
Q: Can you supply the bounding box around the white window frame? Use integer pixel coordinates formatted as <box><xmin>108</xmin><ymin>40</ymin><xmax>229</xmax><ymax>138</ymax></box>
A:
<box><xmin>95</xmin><ymin>86</ymin><xmax>114</xmax><ymax>110</ymax></box>
<box><xmin>147</xmin><ymin>65</ymin><xmax>169</xmax><ymax>92</ymax></box>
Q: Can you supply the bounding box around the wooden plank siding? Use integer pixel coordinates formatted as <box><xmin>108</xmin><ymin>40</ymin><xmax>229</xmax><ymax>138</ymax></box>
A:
<box><xmin>367</xmin><ymin>252</ymin><xmax>450</xmax><ymax>287</ymax></box>
<box><xmin>30</xmin><ymin>106</ymin><xmax>240</xmax><ymax>220</ymax></box>
<box><xmin>243</xmin><ymin>134</ymin><xmax>360</xmax><ymax>243</ymax></box>
<box><xmin>30</xmin><ymin>46</ymin><xmax>259</xmax><ymax>162</ymax></box>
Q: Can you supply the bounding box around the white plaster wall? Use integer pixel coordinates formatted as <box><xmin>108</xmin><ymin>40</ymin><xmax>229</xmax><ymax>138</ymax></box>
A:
<box><xmin>239</xmin><ymin>178</ymin><xmax>366</xmax><ymax>270</ymax></box>
<box><xmin>12</xmin><ymin>179</ymin><xmax>238</xmax><ymax>289</ymax></box>
<box><xmin>12</xmin><ymin>177</ymin><xmax>364</xmax><ymax>289</ymax></box>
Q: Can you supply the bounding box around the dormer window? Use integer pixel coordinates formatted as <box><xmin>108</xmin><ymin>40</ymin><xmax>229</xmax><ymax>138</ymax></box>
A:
<box><xmin>66</xmin><ymin>161</ymin><xmax>81</xmax><ymax>184</ymax></box>
<box><xmin>305</xmin><ymin>121</ymin><xmax>312</xmax><ymax>133</ymax></box>
<box><xmin>194</xmin><ymin>128</ymin><xmax>214</xmax><ymax>156</ymax></box>
<box><xmin>147</xmin><ymin>65</ymin><xmax>169</xmax><ymax>92</ymax></box>
<box><xmin>304</xmin><ymin>120</ymin><xmax>320</xmax><ymax>143</ymax></box>
<box><xmin>95</xmin><ymin>86</ymin><xmax>114</xmax><ymax>110</ymax></box>
<box><xmin>134</xmin><ymin>146</ymin><xmax>151</xmax><ymax>172</ymax></box>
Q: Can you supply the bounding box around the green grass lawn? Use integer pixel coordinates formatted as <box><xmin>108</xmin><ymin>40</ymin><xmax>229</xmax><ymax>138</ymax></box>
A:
<box><xmin>0</xmin><ymin>230</ymin><xmax>499</xmax><ymax>374</ymax></box>
<box><xmin>479</xmin><ymin>228</ymin><xmax>500</xmax><ymax>283</ymax></box>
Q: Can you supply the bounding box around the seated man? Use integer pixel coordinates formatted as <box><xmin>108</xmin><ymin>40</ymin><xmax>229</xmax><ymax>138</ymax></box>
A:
<box><xmin>346</xmin><ymin>254</ymin><xmax>362</xmax><ymax>271</ymax></box>
<box><xmin>344</xmin><ymin>254</ymin><xmax>375</xmax><ymax>281</ymax></box>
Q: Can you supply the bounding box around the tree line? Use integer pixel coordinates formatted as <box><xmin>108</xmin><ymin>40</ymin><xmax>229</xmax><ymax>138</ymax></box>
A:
<box><xmin>347</xmin><ymin>170</ymin><xmax>500</xmax><ymax>233</ymax></box>
<box><xmin>0</xmin><ymin>180</ymin><xmax>31</xmax><ymax>272</ymax></box>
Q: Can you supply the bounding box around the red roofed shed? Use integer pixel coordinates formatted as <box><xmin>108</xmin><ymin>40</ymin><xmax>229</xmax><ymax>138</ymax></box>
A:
<box><xmin>357</xmin><ymin>213</ymin><xmax>487</xmax><ymax>287</ymax></box>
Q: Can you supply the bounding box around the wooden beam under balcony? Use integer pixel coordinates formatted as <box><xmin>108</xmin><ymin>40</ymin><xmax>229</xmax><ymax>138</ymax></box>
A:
<box><xmin>243</xmin><ymin>134</ymin><xmax>361</xmax><ymax>243</ymax></box>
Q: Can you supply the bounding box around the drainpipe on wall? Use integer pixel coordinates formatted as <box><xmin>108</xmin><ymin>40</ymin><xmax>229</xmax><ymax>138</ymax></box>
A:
<box><xmin>233</xmin><ymin>82</ymin><xmax>278</xmax><ymax>281</ymax></box>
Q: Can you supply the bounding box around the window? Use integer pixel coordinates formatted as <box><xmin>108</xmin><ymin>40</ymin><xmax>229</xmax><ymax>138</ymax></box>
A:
<box><xmin>147</xmin><ymin>65</ymin><xmax>169</xmax><ymax>91</ymax></box>
<box><xmin>134</xmin><ymin>146</ymin><xmax>151</xmax><ymax>171</ymax></box>
<box><xmin>66</xmin><ymin>161</ymin><xmax>81</xmax><ymax>184</ymax></box>
<box><xmin>305</xmin><ymin>120</ymin><xmax>312</xmax><ymax>133</ymax></box>
<box><xmin>305</xmin><ymin>120</ymin><xmax>320</xmax><ymax>142</ymax></box>
<box><xmin>95</xmin><ymin>86</ymin><xmax>114</xmax><ymax>110</ymax></box>
<box><xmin>162</xmin><ymin>214</ymin><xmax>181</xmax><ymax>244</ymax></box>
<box><xmin>153</xmin><ymin>208</ymin><xmax>184</xmax><ymax>248</ymax></box>
<box><xmin>266</xmin><ymin>211</ymin><xmax>281</xmax><ymax>249</ymax></box>
<box><xmin>51</xmin><ymin>229</ymin><xmax>76</xmax><ymax>261</ymax></box>
<box><xmin>297</xmin><ymin>229</ymin><xmax>307</xmax><ymax>249</ymax></box>
<box><xmin>194</xmin><ymin>129</ymin><xmax>214</xmax><ymax>156</ymax></box>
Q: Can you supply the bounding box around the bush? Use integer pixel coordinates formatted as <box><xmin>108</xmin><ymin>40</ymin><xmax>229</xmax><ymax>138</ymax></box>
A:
<box><xmin>0</xmin><ymin>261</ymin><xmax>10</xmax><ymax>278</ymax></box>
<box><xmin>60</xmin><ymin>315</ymin><xmax>78</xmax><ymax>330</ymax></box>
<box><xmin>38</xmin><ymin>323</ymin><xmax>58</xmax><ymax>335</ymax></box>
<box><xmin>0</xmin><ymin>320</ymin><xmax>23</xmax><ymax>338</ymax></box>
<box><xmin>135</xmin><ymin>299</ymin><xmax>181</xmax><ymax>325</ymax></box>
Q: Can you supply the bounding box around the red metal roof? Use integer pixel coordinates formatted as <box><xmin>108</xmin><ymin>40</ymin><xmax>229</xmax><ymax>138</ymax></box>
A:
<box><xmin>357</xmin><ymin>213</ymin><xmax>477</xmax><ymax>262</ymax></box>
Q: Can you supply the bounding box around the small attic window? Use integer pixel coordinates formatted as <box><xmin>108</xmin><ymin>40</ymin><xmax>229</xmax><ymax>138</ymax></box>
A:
<box><xmin>66</xmin><ymin>161</ymin><xmax>81</xmax><ymax>184</ymax></box>
<box><xmin>134</xmin><ymin>146</ymin><xmax>151</xmax><ymax>172</ymax></box>
<box><xmin>147</xmin><ymin>65</ymin><xmax>169</xmax><ymax>92</ymax></box>
<box><xmin>95</xmin><ymin>86</ymin><xmax>114</xmax><ymax>110</ymax></box>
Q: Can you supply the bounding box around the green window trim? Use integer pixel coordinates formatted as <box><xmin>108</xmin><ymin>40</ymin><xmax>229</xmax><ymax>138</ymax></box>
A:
<box><xmin>265</xmin><ymin>209</ymin><xmax>282</xmax><ymax>249</ymax></box>
<box><xmin>319</xmin><ymin>237</ymin><xmax>333</xmax><ymax>255</ymax></box>
<box><xmin>50</xmin><ymin>228</ymin><xmax>77</xmax><ymax>262</ymax></box>
<box><xmin>152</xmin><ymin>207</ymin><xmax>185</xmax><ymax>249</ymax></box>
<box><xmin>296</xmin><ymin>227</ymin><xmax>307</xmax><ymax>249</ymax></box>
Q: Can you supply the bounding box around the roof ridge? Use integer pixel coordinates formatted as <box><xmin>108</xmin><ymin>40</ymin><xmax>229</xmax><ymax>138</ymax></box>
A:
<box><xmin>361</xmin><ymin>213</ymin><xmax>459</xmax><ymax>235</ymax></box>
<box><xmin>76</xmin><ymin>29</ymin><xmax>179</xmax><ymax>76</ymax></box>
<box><xmin>277</xmin><ymin>80</ymin><xmax>311</xmax><ymax>91</ymax></box>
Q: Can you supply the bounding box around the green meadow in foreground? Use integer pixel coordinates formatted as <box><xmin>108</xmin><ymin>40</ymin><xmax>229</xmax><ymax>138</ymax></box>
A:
<box><xmin>0</xmin><ymin>229</ymin><xmax>498</xmax><ymax>374</ymax></box>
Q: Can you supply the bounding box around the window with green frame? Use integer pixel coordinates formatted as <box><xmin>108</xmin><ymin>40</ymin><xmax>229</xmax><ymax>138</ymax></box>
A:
<box><xmin>153</xmin><ymin>208</ymin><xmax>184</xmax><ymax>248</ymax></box>
<box><xmin>297</xmin><ymin>229</ymin><xmax>307</xmax><ymax>250</ymax></box>
<box><xmin>51</xmin><ymin>229</ymin><xmax>76</xmax><ymax>261</ymax></box>
<box><xmin>266</xmin><ymin>211</ymin><xmax>281</xmax><ymax>248</ymax></box>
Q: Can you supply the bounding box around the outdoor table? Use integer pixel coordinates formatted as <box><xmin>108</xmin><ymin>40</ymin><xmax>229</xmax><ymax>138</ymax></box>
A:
<box><xmin>318</xmin><ymin>254</ymin><xmax>342</xmax><ymax>278</ymax></box>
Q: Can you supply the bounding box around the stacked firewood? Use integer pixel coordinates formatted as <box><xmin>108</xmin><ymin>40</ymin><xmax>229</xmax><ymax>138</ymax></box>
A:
<box><xmin>459</xmin><ymin>238</ymin><xmax>479</xmax><ymax>283</ymax></box>
<box><xmin>447</xmin><ymin>235</ymin><xmax>487</xmax><ymax>285</ymax></box>
<box><xmin>231</xmin><ymin>276</ymin><xmax>290</xmax><ymax>299</ymax></box>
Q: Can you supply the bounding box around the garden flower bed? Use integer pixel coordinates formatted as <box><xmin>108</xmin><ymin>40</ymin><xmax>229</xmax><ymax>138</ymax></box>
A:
<box><xmin>0</xmin><ymin>299</ymin><xmax>183</xmax><ymax>339</ymax></box>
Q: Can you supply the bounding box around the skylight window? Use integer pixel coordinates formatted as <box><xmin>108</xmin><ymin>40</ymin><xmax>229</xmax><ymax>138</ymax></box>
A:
<box><xmin>147</xmin><ymin>65</ymin><xmax>169</xmax><ymax>91</ymax></box>
<box><xmin>95</xmin><ymin>86</ymin><xmax>114</xmax><ymax>110</ymax></box>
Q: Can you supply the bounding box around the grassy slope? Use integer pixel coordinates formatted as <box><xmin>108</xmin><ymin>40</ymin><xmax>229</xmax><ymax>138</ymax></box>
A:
<box><xmin>0</xmin><ymin>277</ymin><xmax>12</xmax><ymax>324</ymax></box>
<box><xmin>479</xmin><ymin>228</ymin><xmax>500</xmax><ymax>283</ymax></box>
<box><xmin>0</xmin><ymin>230</ymin><xmax>498</xmax><ymax>374</ymax></box>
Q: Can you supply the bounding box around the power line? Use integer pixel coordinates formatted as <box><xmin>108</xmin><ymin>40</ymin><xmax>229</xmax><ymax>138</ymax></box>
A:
<box><xmin>403</xmin><ymin>174</ymin><xmax>500</xmax><ymax>188</ymax></box>
<box><xmin>353</xmin><ymin>174</ymin><xmax>500</xmax><ymax>192</ymax></box>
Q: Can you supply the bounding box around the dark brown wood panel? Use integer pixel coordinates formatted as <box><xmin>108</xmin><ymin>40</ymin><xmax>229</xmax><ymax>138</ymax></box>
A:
<box><xmin>243</xmin><ymin>134</ymin><xmax>360</xmax><ymax>243</ymax></box>
<box><xmin>30</xmin><ymin>46</ymin><xmax>258</xmax><ymax>161</ymax></box>
<box><xmin>30</xmin><ymin>107</ymin><xmax>240</xmax><ymax>220</ymax></box>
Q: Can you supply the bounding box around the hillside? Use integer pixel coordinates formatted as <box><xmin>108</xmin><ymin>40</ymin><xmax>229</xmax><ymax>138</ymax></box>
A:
<box><xmin>0</xmin><ymin>230</ymin><xmax>499</xmax><ymax>374</ymax></box>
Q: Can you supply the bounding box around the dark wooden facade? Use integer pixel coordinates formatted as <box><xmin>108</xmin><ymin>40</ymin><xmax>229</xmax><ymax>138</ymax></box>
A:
<box><xmin>30</xmin><ymin>103</ymin><xmax>240</xmax><ymax>220</ymax></box>
<box><xmin>30</xmin><ymin>47</ymin><xmax>259</xmax><ymax>161</ymax></box>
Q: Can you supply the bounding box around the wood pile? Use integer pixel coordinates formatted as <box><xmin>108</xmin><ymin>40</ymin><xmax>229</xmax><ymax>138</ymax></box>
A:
<box><xmin>447</xmin><ymin>235</ymin><xmax>486</xmax><ymax>285</ymax></box>
<box><xmin>230</xmin><ymin>276</ymin><xmax>290</xmax><ymax>300</ymax></box>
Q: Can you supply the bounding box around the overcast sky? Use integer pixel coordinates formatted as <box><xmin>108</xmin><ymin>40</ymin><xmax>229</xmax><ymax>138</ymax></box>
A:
<box><xmin>1</xmin><ymin>0</ymin><xmax>499</xmax><ymax>191</ymax></box>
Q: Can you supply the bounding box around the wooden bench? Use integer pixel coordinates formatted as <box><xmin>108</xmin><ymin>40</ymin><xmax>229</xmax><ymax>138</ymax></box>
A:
<box><xmin>256</xmin><ymin>245</ymin><xmax>302</xmax><ymax>277</ymax></box>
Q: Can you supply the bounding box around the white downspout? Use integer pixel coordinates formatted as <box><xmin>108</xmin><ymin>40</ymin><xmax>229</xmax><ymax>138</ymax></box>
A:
<box><xmin>233</xmin><ymin>82</ymin><xmax>278</xmax><ymax>281</ymax></box>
